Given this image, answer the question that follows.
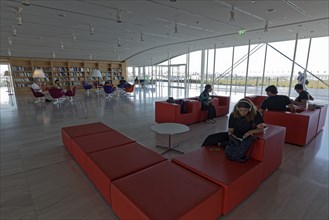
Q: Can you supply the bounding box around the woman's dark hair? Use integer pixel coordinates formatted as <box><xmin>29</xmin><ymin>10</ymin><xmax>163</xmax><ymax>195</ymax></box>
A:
<box><xmin>233</xmin><ymin>98</ymin><xmax>257</xmax><ymax>121</ymax></box>
<box><xmin>265</xmin><ymin>85</ymin><xmax>278</xmax><ymax>94</ymax></box>
<box><xmin>204</xmin><ymin>84</ymin><xmax>212</xmax><ymax>90</ymax></box>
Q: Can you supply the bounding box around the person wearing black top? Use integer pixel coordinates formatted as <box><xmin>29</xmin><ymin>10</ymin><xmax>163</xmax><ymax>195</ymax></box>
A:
<box><xmin>292</xmin><ymin>83</ymin><xmax>314</xmax><ymax>107</ymax></box>
<box><xmin>201</xmin><ymin>98</ymin><xmax>264</xmax><ymax>146</ymax></box>
<box><xmin>259</xmin><ymin>85</ymin><xmax>295</xmax><ymax>114</ymax></box>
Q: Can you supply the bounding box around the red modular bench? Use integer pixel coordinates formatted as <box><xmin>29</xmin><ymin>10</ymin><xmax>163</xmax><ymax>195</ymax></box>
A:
<box><xmin>172</xmin><ymin>124</ymin><xmax>286</xmax><ymax>214</ymax></box>
<box><xmin>316</xmin><ymin>104</ymin><xmax>328</xmax><ymax>134</ymax></box>
<box><xmin>155</xmin><ymin>96</ymin><xmax>230</xmax><ymax>125</ymax></box>
<box><xmin>62</xmin><ymin>122</ymin><xmax>113</xmax><ymax>154</ymax></box>
<box><xmin>86</xmin><ymin>142</ymin><xmax>166</xmax><ymax>204</ymax></box>
<box><xmin>263</xmin><ymin>109</ymin><xmax>320</xmax><ymax>146</ymax></box>
<box><xmin>111</xmin><ymin>161</ymin><xmax>224</xmax><ymax>219</ymax></box>
<box><xmin>244</xmin><ymin>95</ymin><xmax>267</xmax><ymax>109</ymax></box>
<box><xmin>71</xmin><ymin>130</ymin><xmax>135</xmax><ymax>171</ymax></box>
<box><xmin>155</xmin><ymin>100</ymin><xmax>201</xmax><ymax>125</ymax></box>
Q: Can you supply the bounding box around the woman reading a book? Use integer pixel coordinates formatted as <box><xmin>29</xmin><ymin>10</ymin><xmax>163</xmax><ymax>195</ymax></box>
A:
<box><xmin>201</xmin><ymin>98</ymin><xmax>264</xmax><ymax>161</ymax></box>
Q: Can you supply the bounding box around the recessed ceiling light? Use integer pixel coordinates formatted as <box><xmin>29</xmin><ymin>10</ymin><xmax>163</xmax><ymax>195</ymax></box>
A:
<box><xmin>22</xmin><ymin>0</ymin><xmax>30</xmax><ymax>6</ymax></box>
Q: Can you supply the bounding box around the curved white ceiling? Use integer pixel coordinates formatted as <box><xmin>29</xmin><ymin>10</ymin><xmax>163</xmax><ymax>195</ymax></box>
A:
<box><xmin>1</xmin><ymin>0</ymin><xmax>328</xmax><ymax>66</ymax></box>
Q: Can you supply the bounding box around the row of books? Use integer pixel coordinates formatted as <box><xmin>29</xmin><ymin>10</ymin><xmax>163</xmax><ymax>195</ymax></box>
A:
<box><xmin>70</xmin><ymin>72</ymin><xmax>84</xmax><ymax>77</ymax></box>
<box><xmin>69</xmin><ymin>67</ymin><xmax>85</xmax><ymax>72</ymax></box>
<box><xmin>14</xmin><ymin>78</ymin><xmax>51</xmax><ymax>82</ymax></box>
<box><xmin>53</xmin><ymin>67</ymin><xmax>69</xmax><ymax>72</ymax></box>
<box><xmin>53</xmin><ymin>72</ymin><xmax>69</xmax><ymax>77</ymax></box>
<box><xmin>11</xmin><ymin>66</ymin><xmax>32</xmax><ymax>71</ymax></box>
<box><xmin>14</xmin><ymin>78</ymin><xmax>31</xmax><ymax>82</ymax></box>
<box><xmin>34</xmin><ymin>67</ymin><xmax>52</xmax><ymax>72</ymax></box>
<box><xmin>13</xmin><ymin>72</ymin><xmax>33</xmax><ymax>77</ymax></box>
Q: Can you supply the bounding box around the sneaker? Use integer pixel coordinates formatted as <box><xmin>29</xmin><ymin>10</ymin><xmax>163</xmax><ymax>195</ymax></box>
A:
<box><xmin>212</xmin><ymin>118</ymin><xmax>217</xmax><ymax>122</ymax></box>
<box><xmin>206</xmin><ymin>119</ymin><xmax>215</xmax><ymax>124</ymax></box>
<box><xmin>45</xmin><ymin>99</ymin><xmax>52</xmax><ymax>102</ymax></box>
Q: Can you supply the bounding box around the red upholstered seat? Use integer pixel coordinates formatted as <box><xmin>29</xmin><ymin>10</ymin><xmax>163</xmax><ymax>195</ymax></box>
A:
<box><xmin>111</xmin><ymin>161</ymin><xmax>223</xmax><ymax>219</ymax></box>
<box><xmin>244</xmin><ymin>95</ymin><xmax>267</xmax><ymax>110</ymax></box>
<box><xmin>172</xmin><ymin>148</ymin><xmax>262</xmax><ymax>214</ymax></box>
<box><xmin>61</xmin><ymin>122</ymin><xmax>113</xmax><ymax>153</ymax></box>
<box><xmin>155</xmin><ymin>96</ymin><xmax>230</xmax><ymax>125</ymax></box>
<box><xmin>86</xmin><ymin>142</ymin><xmax>166</xmax><ymax>204</ymax></box>
<box><xmin>263</xmin><ymin>109</ymin><xmax>320</xmax><ymax>146</ymax></box>
<box><xmin>251</xmin><ymin>124</ymin><xmax>286</xmax><ymax>180</ymax></box>
<box><xmin>316</xmin><ymin>104</ymin><xmax>328</xmax><ymax>134</ymax></box>
<box><xmin>71</xmin><ymin>131</ymin><xmax>135</xmax><ymax>171</ymax></box>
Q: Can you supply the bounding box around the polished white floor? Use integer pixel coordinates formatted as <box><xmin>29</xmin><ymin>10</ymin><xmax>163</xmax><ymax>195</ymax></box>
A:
<box><xmin>1</xmin><ymin>86</ymin><xmax>328</xmax><ymax>220</ymax></box>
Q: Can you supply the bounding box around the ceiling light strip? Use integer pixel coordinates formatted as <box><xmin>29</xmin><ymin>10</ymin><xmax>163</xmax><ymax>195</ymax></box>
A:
<box><xmin>283</xmin><ymin>0</ymin><xmax>312</xmax><ymax>17</ymax></box>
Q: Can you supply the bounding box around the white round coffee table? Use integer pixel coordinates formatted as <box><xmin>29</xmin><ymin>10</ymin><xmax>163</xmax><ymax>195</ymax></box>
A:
<box><xmin>151</xmin><ymin>123</ymin><xmax>190</xmax><ymax>155</ymax></box>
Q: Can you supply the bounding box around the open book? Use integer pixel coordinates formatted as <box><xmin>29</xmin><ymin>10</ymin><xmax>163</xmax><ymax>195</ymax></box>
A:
<box><xmin>231</xmin><ymin>134</ymin><xmax>250</xmax><ymax>142</ymax></box>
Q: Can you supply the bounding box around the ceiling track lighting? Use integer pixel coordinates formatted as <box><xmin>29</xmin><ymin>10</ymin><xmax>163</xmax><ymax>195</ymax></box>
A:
<box><xmin>52</xmin><ymin>51</ymin><xmax>56</xmax><ymax>58</ymax></box>
<box><xmin>229</xmin><ymin>6</ymin><xmax>235</xmax><ymax>21</ymax></box>
<box><xmin>22</xmin><ymin>0</ymin><xmax>30</xmax><ymax>6</ymax></box>
<box><xmin>264</xmin><ymin>20</ymin><xmax>269</xmax><ymax>32</ymax></box>
<box><xmin>8</xmin><ymin>49</ymin><xmax>12</xmax><ymax>56</ymax></box>
<box><xmin>117</xmin><ymin>39</ymin><xmax>121</xmax><ymax>47</ymax></box>
<box><xmin>72</xmin><ymin>33</ymin><xmax>77</xmax><ymax>42</ymax></box>
<box><xmin>89</xmin><ymin>24</ymin><xmax>95</xmax><ymax>35</ymax></box>
<box><xmin>174</xmin><ymin>23</ymin><xmax>178</xmax><ymax>33</ymax></box>
<box><xmin>12</xmin><ymin>26</ymin><xmax>17</xmax><ymax>36</ymax></box>
<box><xmin>60</xmin><ymin>42</ymin><xmax>64</xmax><ymax>49</ymax></box>
<box><xmin>17</xmin><ymin>16</ymin><xmax>22</xmax><ymax>25</ymax></box>
<box><xmin>8</xmin><ymin>37</ymin><xmax>12</xmax><ymax>46</ymax></box>
<box><xmin>16</xmin><ymin>7</ymin><xmax>23</xmax><ymax>15</ymax></box>
<box><xmin>116</xmin><ymin>9</ymin><xmax>122</xmax><ymax>23</ymax></box>
<box><xmin>113</xmin><ymin>47</ymin><xmax>117</xmax><ymax>54</ymax></box>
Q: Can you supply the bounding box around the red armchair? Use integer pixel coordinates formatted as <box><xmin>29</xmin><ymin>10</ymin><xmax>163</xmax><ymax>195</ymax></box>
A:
<box><xmin>48</xmin><ymin>87</ymin><xmax>65</xmax><ymax>104</ymax></box>
<box><xmin>263</xmin><ymin>109</ymin><xmax>320</xmax><ymax>146</ymax></box>
<box><xmin>65</xmin><ymin>86</ymin><xmax>76</xmax><ymax>102</ymax></box>
<box><xmin>155</xmin><ymin>100</ymin><xmax>201</xmax><ymax>125</ymax></box>
<box><xmin>155</xmin><ymin>96</ymin><xmax>230</xmax><ymax>125</ymax></box>
<box><xmin>245</xmin><ymin>95</ymin><xmax>267</xmax><ymax>110</ymax></box>
<box><xmin>30</xmin><ymin>88</ymin><xmax>45</xmax><ymax>103</ymax></box>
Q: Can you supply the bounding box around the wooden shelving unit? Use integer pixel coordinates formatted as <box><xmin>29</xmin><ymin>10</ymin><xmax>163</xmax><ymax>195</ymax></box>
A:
<box><xmin>9</xmin><ymin>58</ymin><xmax>126</xmax><ymax>93</ymax></box>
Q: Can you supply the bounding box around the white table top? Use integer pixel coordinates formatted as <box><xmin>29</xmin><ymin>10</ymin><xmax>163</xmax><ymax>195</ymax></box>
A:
<box><xmin>151</xmin><ymin>123</ymin><xmax>189</xmax><ymax>135</ymax></box>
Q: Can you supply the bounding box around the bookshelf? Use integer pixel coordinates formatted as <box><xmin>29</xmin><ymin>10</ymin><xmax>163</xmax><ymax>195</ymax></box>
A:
<box><xmin>9</xmin><ymin>58</ymin><xmax>126</xmax><ymax>93</ymax></box>
<box><xmin>10</xmin><ymin>59</ymin><xmax>33</xmax><ymax>91</ymax></box>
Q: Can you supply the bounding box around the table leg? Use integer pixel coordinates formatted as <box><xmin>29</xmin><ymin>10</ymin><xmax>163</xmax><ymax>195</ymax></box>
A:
<box><xmin>156</xmin><ymin>134</ymin><xmax>184</xmax><ymax>155</ymax></box>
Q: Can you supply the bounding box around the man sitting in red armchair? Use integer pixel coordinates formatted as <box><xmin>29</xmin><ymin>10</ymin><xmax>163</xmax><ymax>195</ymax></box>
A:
<box><xmin>259</xmin><ymin>85</ymin><xmax>295</xmax><ymax>115</ymax></box>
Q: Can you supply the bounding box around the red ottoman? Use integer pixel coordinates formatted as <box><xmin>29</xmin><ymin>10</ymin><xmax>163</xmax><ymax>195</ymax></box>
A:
<box><xmin>111</xmin><ymin>161</ymin><xmax>223</xmax><ymax>220</ymax></box>
<box><xmin>61</xmin><ymin>122</ymin><xmax>113</xmax><ymax>154</ymax></box>
<box><xmin>71</xmin><ymin>131</ymin><xmax>135</xmax><ymax>171</ymax></box>
<box><xmin>86</xmin><ymin>142</ymin><xmax>166</xmax><ymax>204</ymax></box>
<box><xmin>172</xmin><ymin>148</ymin><xmax>262</xmax><ymax>214</ymax></box>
